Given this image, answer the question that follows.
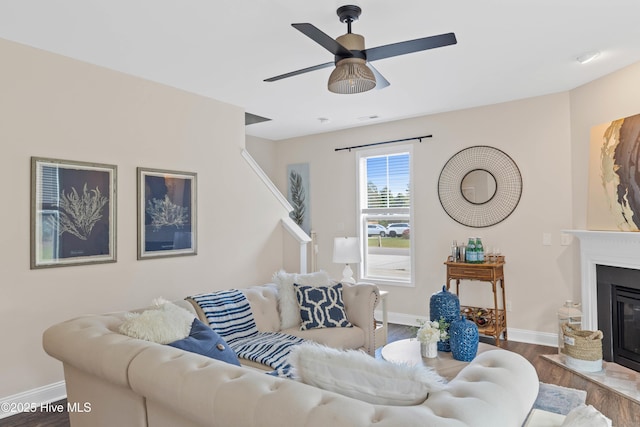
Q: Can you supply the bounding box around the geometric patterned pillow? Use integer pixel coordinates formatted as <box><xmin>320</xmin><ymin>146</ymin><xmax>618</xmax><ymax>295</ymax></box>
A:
<box><xmin>294</xmin><ymin>283</ymin><xmax>352</xmax><ymax>330</ymax></box>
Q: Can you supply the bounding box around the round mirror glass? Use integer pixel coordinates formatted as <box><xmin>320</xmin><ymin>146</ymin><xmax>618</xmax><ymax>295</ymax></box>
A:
<box><xmin>461</xmin><ymin>169</ymin><xmax>497</xmax><ymax>204</ymax></box>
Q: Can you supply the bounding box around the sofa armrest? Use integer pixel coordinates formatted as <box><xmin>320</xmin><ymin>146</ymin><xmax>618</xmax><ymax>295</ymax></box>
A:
<box><xmin>341</xmin><ymin>282</ymin><xmax>380</xmax><ymax>355</ymax></box>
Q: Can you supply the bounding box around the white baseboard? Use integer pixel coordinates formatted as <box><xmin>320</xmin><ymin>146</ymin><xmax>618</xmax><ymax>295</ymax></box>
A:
<box><xmin>0</xmin><ymin>381</ymin><xmax>66</xmax><ymax>420</ymax></box>
<box><xmin>380</xmin><ymin>310</ymin><xmax>559</xmax><ymax>348</ymax></box>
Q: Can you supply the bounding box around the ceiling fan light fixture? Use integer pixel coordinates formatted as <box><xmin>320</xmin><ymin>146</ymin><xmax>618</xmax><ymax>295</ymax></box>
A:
<box><xmin>328</xmin><ymin>58</ymin><xmax>376</xmax><ymax>94</ymax></box>
<box><xmin>576</xmin><ymin>50</ymin><xmax>600</xmax><ymax>64</ymax></box>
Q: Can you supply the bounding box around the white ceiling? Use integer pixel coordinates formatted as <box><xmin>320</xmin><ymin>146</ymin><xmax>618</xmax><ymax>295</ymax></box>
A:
<box><xmin>2</xmin><ymin>0</ymin><xmax>640</xmax><ymax>141</ymax></box>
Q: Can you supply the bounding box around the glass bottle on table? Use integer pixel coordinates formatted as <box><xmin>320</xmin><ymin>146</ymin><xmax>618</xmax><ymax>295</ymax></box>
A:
<box><xmin>465</xmin><ymin>237</ymin><xmax>477</xmax><ymax>263</ymax></box>
<box><xmin>451</xmin><ymin>240</ymin><xmax>459</xmax><ymax>262</ymax></box>
<box><xmin>476</xmin><ymin>238</ymin><xmax>485</xmax><ymax>263</ymax></box>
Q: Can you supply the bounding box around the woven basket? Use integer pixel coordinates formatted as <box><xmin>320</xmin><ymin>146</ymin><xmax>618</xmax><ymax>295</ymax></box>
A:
<box><xmin>561</xmin><ymin>323</ymin><xmax>603</xmax><ymax>361</ymax></box>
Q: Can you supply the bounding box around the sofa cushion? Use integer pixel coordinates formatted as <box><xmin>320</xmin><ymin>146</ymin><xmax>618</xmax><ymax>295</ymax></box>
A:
<box><xmin>288</xmin><ymin>342</ymin><xmax>446</xmax><ymax>406</ymax></box>
<box><xmin>281</xmin><ymin>324</ymin><xmax>364</xmax><ymax>350</ymax></box>
<box><xmin>294</xmin><ymin>283</ymin><xmax>352</xmax><ymax>330</ymax></box>
<box><xmin>118</xmin><ymin>300</ymin><xmax>195</xmax><ymax>344</ymax></box>
<box><xmin>168</xmin><ymin>319</ymin><xmax>241</xmax><ymax>366</ymax></box>
<box><xmin>272</xmin><ymin>270</ymin><xmax>331</xmax><ymax>329</ymax></box>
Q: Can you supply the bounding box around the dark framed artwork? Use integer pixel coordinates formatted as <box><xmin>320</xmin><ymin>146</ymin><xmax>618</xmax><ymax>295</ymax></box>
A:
<box><xmin>137</xmin><ymin>167</ymin><xmax>197</xmax><ymax>259</ymax></box>
<box><xmin>30</xmin><ymin>157</ymin><xmax>117</xmax><ymax>269</ymax></box>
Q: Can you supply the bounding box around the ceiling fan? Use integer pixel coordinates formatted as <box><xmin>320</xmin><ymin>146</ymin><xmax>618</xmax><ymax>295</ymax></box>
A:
<box><xmin>264</xmin><ymin>4</ymin><xmax>457</xmax><ymax>94</ymax></box>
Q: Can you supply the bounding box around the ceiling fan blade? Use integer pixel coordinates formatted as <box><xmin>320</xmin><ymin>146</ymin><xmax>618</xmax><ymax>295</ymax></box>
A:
<box><xmin>292</xmin><ymin>23</ymin><xmax>353</xmax><ymax>57</ymax></box>
<box><xmin>367</xmin><ymin>63</ymin><xmax>390</xmax><ymax>89</ymax></box>
<box><xmin>364</xmin><ymin>32</ymin><xmax>457</xmax><ymax>62</ymax></box>
<box><xmin>264</xmin><ymin>61</ymin><xmax>334</xmax><ymax>82</ymax></box>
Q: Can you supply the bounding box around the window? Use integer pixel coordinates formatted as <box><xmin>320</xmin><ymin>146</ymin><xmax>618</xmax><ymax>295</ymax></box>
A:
<box><xmin>357</xmin><ymin>145</ymin><xmax>413</xmax><ymax>285</ymax></box>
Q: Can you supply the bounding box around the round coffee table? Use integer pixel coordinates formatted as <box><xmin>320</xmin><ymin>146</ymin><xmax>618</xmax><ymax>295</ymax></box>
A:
<box><xmin>381</xmin><ymin>339</ymin><xmax>496</xmax><ymax>380</ymax></box>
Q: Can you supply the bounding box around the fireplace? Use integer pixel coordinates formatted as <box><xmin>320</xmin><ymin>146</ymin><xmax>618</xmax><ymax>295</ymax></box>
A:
<box><xmin>597</xmin><ymin>265</ymin><xmax>640</xmax><ymax>372</ymax></box>
<box><xmin>569</xmin><ymin>230</ymin><xmax>640</xmax><ymax>373</ymax></box>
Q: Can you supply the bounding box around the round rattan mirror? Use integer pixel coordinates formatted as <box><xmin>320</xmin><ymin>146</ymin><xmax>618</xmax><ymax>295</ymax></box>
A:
<box><xmin>438</xmin><ymin>146</ymin><xmax>522</xmax><ymax>228</ymax></box>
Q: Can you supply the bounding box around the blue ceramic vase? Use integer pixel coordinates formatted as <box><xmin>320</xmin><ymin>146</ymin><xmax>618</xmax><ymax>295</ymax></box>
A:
<box><xmin>449</xmin><ymin>315</ymin><xmax>479</xmax><ymax>361</ymax></box>
<box><xmin>429</xmin><ymin>285</ymin><xmax>460</xmax><ymax>352</ymax></box>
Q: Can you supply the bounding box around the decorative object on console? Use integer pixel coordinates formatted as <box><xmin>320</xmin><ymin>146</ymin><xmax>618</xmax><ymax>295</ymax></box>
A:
<box><xmin>295</xmin><ymin>283</ymin><xmax>353</xmax><ymax>330</ymax></box>
<box><xmin>333</xmin><ymin>236</ymin><xmax>361</xmax><ymax>283</ymax></box>
<box><xmin>438</xmin><ymin>146</ymin><xmax>522</xmax><ymax>228</ymax></box>
<box><xmin>449</xmin><ymin>315</ymin><xmax>479</xmax><ymax>362</ymax></box>
<box><xmin>288</xmin><ymin>342</ymin><xmax>446</xmax><ymax>405</ymax></box>
<box><xmin>587</xmin><ymin>112</ymin><xmax>640</xmax><ymax>231</ymax></box>
<box><xmin>429</xmin><ymin>285</ymin><xmax>460</xmax><ymax>352</ymax></box>
<box><xmin>30</xmin><ymin>156</ymin><xmax>117</xmax><ymax>269</ymax></box>
<box><xmin>137</xmin><ymin>167</ymin><xmax>197</xmax><ymax>260</ymax></box>
<box><xmin>272</xmin><ymin>269</ymin><xmax>331</xmax><ymax>329</ymax></box>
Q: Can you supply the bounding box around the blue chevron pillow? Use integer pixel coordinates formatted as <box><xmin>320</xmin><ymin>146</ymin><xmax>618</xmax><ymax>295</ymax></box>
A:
<box><xmin>294</xmin><ymin>283</ymin><xmax>352</xmax><ymax>330</ymax></box>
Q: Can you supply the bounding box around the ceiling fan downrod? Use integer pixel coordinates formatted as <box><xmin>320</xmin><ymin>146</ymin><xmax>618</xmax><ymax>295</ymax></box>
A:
<box><xmin>337</xmin><ymin>5</ymin><xmax>362</xmax><ymax>34</ymax></box>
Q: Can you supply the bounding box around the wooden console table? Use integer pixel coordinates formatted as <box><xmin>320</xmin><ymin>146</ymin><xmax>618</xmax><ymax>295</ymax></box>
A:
<box><xmin>444</xmin><ymin>257</ymin><xmax>507</xmax><ymax>346</ymax></box>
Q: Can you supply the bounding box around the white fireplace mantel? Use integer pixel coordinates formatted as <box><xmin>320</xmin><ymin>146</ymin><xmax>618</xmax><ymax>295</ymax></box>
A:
<box><xmin>566</xmin><ymin>230</ymin><xmax>640</xmax><ymax>330</ymax></box>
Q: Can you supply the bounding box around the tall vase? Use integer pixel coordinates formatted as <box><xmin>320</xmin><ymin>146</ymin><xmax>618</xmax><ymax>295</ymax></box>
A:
<box><xmin>429</xmin><ymin>285</ymin><xmax>460</xmax><ymax>352</ymax></box>
<box><xmin>421</xmin><ymin>341</ymin><xmax>438</xmax><ymax>358</ymax></box>
<box><xmin>449</xmin><ymin>315</ymin><xmax>479</xmax><ymax>362</ymax></box>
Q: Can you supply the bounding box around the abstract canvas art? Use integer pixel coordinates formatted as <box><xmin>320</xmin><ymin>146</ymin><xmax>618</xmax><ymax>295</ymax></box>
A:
<box><xmin>587</xmin><ymin>113</ymin><xmax>640</xmax><ymax>231</ymax></box>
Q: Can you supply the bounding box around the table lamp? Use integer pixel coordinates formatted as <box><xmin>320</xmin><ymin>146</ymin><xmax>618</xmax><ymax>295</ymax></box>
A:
<box><xmin>333</xmin><ymin>237</ymin><xmax>361</xmax><ymax>284</ymax></box>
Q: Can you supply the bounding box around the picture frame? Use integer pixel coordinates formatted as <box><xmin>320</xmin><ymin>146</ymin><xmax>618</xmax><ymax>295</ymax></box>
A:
<box><xmin>287</xmin><ymin>163</ymin><xmax>311</xmax><ymax>234</ymax></box>
<box><xmin>137</xmin><ymin>167</ymin><xmax>197</xmax><ymax>259</ymax></box>
<box><xmin>31</xmin><ymin>157</ymin><xmax>117</xmax><ymax>269</ymax></box>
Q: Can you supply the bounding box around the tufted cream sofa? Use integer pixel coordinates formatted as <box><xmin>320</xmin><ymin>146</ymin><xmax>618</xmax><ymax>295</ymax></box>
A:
<box><xmin>43</xmin><ymin>282</ymin><xmax>539</xmax><ymax>427</ymax></box>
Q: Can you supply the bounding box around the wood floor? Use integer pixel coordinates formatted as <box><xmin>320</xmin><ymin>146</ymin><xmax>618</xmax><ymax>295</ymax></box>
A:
<box><xmin>3</xmin><ymin>323</ymin><xmax>636</xmax><ymax>426</ymax></box>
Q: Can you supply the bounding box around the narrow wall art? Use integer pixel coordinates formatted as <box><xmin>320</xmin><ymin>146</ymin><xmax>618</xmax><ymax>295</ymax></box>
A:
<box><xmin>587</xmin><ymin>113</ymin><xmax>640</xmax><ymax>231</ymax></box>
<box><xmin>287</xmin><ymin>163</ymin><xmax>311</xmax><ymax>234</ymax></box>
<box><xmin>137</xmin><ymin>167</ymin><xmax>197</xmax><ymax>259</ymax></box>
<box><xmin>30</xmin><ymin>157</ymin><xmax>117</xmax><ymax>268</ymax></box>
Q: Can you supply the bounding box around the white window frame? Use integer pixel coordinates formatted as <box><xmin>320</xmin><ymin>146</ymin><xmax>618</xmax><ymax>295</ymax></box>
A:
<box><xmin>356</xmin><ymin>144</ymin><xmax>414</xmax><ymax>287</ymax></box>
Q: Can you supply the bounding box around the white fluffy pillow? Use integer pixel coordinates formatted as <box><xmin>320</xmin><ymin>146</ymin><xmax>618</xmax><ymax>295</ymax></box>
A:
<box><xmin>119</xmin><ymin>299</ymin><xmax>196</xmax><ymax>344</ymax></box>
<box><xmin>272</xmin><ymin>270</ymin><xmax>331</xmax><ymax>329</ymax></box>
<box><xmin>288</xmin><ymin>342</ymin><xmax>446</xmax><ymax>406</ymax></box>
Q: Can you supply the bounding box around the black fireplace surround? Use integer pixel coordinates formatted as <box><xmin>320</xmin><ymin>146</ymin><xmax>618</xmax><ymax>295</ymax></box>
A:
<box><xmin>597</xmin><ymin>264</ymin><xmax>640</xmax><ymax>372</ymax></box>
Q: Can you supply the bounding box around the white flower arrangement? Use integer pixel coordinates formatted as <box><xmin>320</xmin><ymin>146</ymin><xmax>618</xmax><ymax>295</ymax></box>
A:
<box><xmin>416</xmin><ymin>318</ymin><xmax>449</xmax><ymax>344</ymax></box>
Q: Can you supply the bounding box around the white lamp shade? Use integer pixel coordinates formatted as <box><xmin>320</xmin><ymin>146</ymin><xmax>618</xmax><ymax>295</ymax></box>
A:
<box><xmin>333</xmin><ymin>237</ymin><xmax>361</xmax><ymax>264</ymax></box>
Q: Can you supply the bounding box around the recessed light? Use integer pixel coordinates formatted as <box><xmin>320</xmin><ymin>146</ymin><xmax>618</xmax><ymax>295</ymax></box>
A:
<box><xmin>576</xmin><ymin>50</ymin><xmax>601</xmax><ymax>64</ymax></box>
<box><xmin>357</xmin><ymin>115</ymin><xmax>380</xmax><ymax>121</ymax></box>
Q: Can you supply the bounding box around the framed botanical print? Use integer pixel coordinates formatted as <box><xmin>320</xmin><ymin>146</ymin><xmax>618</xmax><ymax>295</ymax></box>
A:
<box><xmin>31</xmin><ymin>157</ymin><xmax>117</xmax><ymax>268</ymax></box>
<box><xmin>137</xmin><ymin>167</ymin><xmax>197</xmax><ymax>259</ymax></box>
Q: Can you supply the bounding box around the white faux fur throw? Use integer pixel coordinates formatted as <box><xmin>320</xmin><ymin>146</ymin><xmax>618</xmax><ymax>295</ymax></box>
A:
<box><xmin>561</xmin><ymin>405</ymin><xmax>612</xmax><ymax>427</ymax></box>
<box><xmin>288</xmin><ymin>342</ymin><xmax>446</xmax><ymax>406</ymax></box>
<box><xmin>118</xmin><ymin>299</ymin><xmax>195</xmax><ymax>344</ymax></box>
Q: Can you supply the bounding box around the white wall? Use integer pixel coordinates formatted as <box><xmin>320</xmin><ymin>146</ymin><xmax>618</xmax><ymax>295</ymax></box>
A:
<box><xmin>273</xmin><ymin>93</ymin><xmax>575</xmax><ymax>339</ymax></box>
<box><xmin>0</xmin><ymin>39</ymin><xmax>288</xmax><ymax>399</ymax></box>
